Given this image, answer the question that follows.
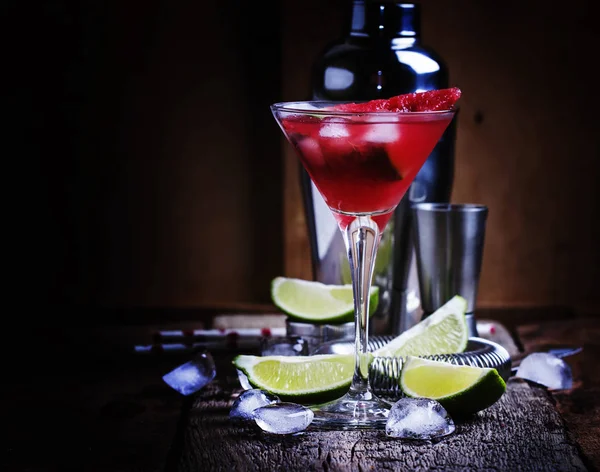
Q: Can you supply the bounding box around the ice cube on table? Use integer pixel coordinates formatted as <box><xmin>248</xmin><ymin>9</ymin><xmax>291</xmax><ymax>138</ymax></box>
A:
<box><xmin>162</xmin><ymin>351</ymin><xmax>216</xmax><ymax>396</ymax></box>
<box><xmin>386</xmin><ymin>397</ymin><xmax>455</xmax><ymax>440</ymax></box>
<box><xmin>253</xmin><ymin>402</ymin><xmax>314</xmax><ymax>435</ymax></box>
<box><xmin>236</xmin><ymin>369</ymin><xmax>252</xmax><ymax>390</ymax></box>
<box><xmin>515</xmin><ymin>352</ymin><xmax>573</xmax><ymax>390</ymax></box>
<box><xmin>229</xmin><ymin>389</ymin><xmax>280</xmax><ymax>421</ymax></box>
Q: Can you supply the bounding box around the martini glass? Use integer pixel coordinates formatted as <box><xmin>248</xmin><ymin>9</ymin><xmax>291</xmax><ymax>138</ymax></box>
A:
<box><xmin>271</xmin><ymin>101</ymin><xmax>457</xmax><ymax>429</ymax></box>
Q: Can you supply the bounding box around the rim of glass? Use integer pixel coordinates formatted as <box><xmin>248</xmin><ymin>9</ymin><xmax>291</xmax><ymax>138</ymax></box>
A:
<box><xmin>271</xmin><ymin>100</ymin><xmax>458</xmax><ymax>117</ymax></box>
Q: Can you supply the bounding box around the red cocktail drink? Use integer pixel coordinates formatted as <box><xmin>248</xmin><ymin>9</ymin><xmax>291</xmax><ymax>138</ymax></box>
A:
<box><xmin>281</xmin><ymin>113</ymin><xmax>454</xmax><ymax>230</ymax></box>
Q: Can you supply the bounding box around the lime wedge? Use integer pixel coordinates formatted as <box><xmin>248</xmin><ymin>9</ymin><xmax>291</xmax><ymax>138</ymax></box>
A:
<box><xmin>233</xmin><ymin>354</ymin><xmax>354</xmax><ymax>405</ymax></box>
<box><xmin>373</xmin><ymin>295</ymin><xmax>468</xmax><ymax>357</ymax></box>
<box><xmin>400</xmin><ymin>356</ymin><xmax>506</xmax><ymax>416</ymax></box>
<box><xmin>271</xmin><ymin>277</ymin><xmax>379</xmax><ymax>324</ymax></box>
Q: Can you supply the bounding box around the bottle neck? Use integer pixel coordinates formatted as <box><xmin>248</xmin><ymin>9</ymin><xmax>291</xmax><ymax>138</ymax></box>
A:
<box><xmin>349</xmin><ymin>0</ymin><xmax>421</xmax><ymax>39</ymax></box>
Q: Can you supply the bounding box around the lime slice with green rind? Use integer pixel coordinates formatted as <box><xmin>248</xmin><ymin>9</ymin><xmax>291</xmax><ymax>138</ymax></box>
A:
<box><xmin>400</xmin><ymin>355</ymin><xmax>507</xmax><ymax>417</ymax></box>
<box><xmin>233</xmin><ymin>354</ymin><xmax>354</xmax><ymax>405</ymax></box>
<box><xmin>271</xmin><ymin>277</ymin><xmax>379</xmax><ymax>324</ymax></box>
<box><xmin>373</xmin><ymin>295</ymin><xmax>468</xmax><ymax>357</ymax></box>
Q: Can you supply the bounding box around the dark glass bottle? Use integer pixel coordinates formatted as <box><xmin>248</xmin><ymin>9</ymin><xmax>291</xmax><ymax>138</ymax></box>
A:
<box><xmin>304</xmin><ymin>0</ymin><xmax>457</xmax><ymax>334</ymax></box>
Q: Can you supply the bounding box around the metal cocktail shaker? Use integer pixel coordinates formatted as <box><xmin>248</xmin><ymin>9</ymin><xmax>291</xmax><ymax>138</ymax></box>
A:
<box><xmin>305</xmin><ymin>1</ymin><xmax>457</xmax><ymax>335</ymax></box>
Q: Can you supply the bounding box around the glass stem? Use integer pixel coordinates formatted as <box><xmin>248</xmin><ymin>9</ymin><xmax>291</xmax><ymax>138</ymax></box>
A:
<box><xmin>344</xmin><ymin>216</ymin><xmax>379</xmax><ymax>398</ymax></box>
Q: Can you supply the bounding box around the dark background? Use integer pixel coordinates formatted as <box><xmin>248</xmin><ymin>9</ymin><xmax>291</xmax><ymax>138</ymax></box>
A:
<box><xmin>6</xmin><ymin>0</ymin><xmax>282</xmax><ymax>319</ymax></box>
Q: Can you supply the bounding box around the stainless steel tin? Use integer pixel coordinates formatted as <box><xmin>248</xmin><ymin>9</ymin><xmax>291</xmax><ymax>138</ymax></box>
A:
<box><xmin>411</xmin><ymin>203</ymin><xmax>488</xmax><ymax>336</ymax></box>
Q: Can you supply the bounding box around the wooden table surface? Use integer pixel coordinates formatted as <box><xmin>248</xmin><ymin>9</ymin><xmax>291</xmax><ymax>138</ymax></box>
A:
<box><xmin>1</xmin><ymin>310</ymin><xmax>598</xmax><ymax>471</ymax></box>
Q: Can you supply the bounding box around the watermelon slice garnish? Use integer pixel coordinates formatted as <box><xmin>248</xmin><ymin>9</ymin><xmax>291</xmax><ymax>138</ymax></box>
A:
<box><xmin>332</xmin><ymin>87</ymin><xmax>461</xmax><ymax>113</ymax></box>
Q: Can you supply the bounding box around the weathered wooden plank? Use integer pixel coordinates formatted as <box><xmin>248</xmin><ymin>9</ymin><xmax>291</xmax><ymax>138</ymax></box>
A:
<box><xmin>518</xmin><ymin>318</ymin><xmax>600</xmax><ymax>469</ymax></box>
<box><xmin>174</xmin><ymin>378</ymin><xmax>587</xmax><ymax>472</ymax></box>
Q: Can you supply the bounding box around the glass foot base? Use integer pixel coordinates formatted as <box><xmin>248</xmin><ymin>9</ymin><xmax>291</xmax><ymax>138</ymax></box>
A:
<box><xmin>310</xmin><ymin>392</ymin><xmax>391</xmax><ymax>430</ymax></box>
